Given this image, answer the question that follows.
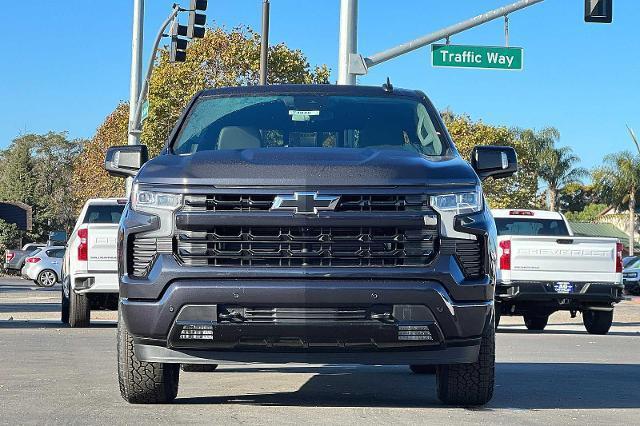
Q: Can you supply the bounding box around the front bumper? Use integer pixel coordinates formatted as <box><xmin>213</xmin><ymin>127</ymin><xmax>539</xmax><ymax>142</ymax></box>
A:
<box><xmin>623</xmin><ymin>279</ymin><xmax>640</xmax><ymax>294</ymax></box>
<box><xmin>496</xmin><ymin>281</ymin><xmax>624</xmax><ymax>306</ymax></box>
<box><xmin>121</xmin><ymin>277</ymin><xmax>492</xmax><ymax>365</ymax></box>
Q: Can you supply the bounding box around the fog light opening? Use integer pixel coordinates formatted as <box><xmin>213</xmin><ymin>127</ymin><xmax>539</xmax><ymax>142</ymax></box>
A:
<box><xmin>179</xmin><ymin>323</ymin><xmax>214</xmax><ymax>340</ymax></box>
<box><xmin>397</xmin><ymin>325</ymin><xmax>433</xmax><ymax>341</ymax></box>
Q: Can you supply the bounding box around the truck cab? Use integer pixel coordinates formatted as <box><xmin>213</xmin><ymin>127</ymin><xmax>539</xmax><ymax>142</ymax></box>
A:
<box><xmin>105</xmin><ymin>84</ymin><xmax>518</xmax><ymax>405</ymax></box>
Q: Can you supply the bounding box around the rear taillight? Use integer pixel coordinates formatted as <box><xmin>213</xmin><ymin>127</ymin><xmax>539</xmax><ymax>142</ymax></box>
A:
<box><xmin>616</xmin><ymin>242</ymin><xmax>623</xmax><ymax>273</ymax></box>
<box><xmin>25</xmin><ymin>257</ymin><xmax>41</xmax><ymax>263</ymax></box>
<box><xmin>499</xmin><ymin>240</ymin><xmax>511</xmax><ymax>270</ymax></box>
<box><xmin>6</xmin><ymin>252</ymin><xmax>15</xmax><ymax>262</ymax></box>
<box><xmin>77</xmin><ymin>228</ymin><xmax>88</xmax><ymax>261</ymax></box>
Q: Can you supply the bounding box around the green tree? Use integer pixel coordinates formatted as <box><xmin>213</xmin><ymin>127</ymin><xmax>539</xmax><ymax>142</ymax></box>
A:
<box><xmin>0</xmin><ymin>219</ymin><xmax>21</xmax><ymax>255</ymax></box>
<box><xmin>558</xmin><ymin>183</ymin><xmax>598</xmax><ymax>213</ymax></box>
<box><xmin>563</xmin><ymin>203</ymin><xmax>608</xmax><ymax>222</ymax></box>
<box><xmin>443</xmin><ymin>112</ymin><xmax>540</xmax><ymax>209</ymax></box>
<box><xmin>73</xmin><ymin>25</ymin><xmax>331</xmax><ymax>202</ymax></box>
<box><xmin>593</xmin><ymin>151</ymin><xmax>640</xmax><ymax>254</ymax></box>
<box><xmin>538</xmin><ymin>146</ymin><xmax>587</xmax><ymax>211</ymax></box>
<box><xmin>0</xmin><ymin>132</ymin><xmax>83</xmax><ymax>241</ymax></box>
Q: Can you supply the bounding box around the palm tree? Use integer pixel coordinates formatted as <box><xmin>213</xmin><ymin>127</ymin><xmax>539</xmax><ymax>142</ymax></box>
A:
<box><xmin>538</xmin><ymin>146</ymin><xmax>587</xmax><ymax>211</ymax></box>
<box><xmin>594</xmin><ymin>151</ymin><xmax>640</xmax><ymax>256</ymax></box>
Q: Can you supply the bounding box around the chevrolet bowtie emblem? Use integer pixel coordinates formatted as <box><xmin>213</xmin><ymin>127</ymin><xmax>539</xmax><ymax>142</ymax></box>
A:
<box><xmin>271</xmin><ymin>192</ymin><xmax>340</xmax><ymax>215</ymax></box>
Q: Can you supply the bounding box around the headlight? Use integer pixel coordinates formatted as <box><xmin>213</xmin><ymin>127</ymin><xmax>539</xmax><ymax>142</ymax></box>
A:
<box><xmin>131</xmin><ymin>184</ymin><xmax>182</xmax><ymax>212</ymax></box>
<box><xmin>430</xmin><ymin>190</ymin><xmax>482</xmax><ymax>215</ymax></box>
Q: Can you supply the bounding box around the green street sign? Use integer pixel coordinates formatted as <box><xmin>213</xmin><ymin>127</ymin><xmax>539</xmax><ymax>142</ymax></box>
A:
<box><xmin>141</xmin><ymin>100</ymin><xmax>149</xmax><ymax>122</ymax></box>
<box><xmin>431</xmin><ymin>44</ymin><xmax>523</xmax><ymax>71</ymax></box>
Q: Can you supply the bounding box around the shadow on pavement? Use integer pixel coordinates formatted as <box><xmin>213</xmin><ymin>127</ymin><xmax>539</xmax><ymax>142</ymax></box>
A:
<box><xmin>0</xmin><ymin>319</ymin><xmax>117</xmax><ymax>329</ymax></box>
<box><xmin>176</xmin><ymin>363</ymin><xmax>640</xmax><ymax>409</ymax></box>
<box><xmin>497</xmin><ymin>327</ymin><xmax>639</xmax><ymax>337</ymax></box>
<box><xmin>0</xmin><ymin>303</ymin><xmax>60</xmax><ymax>313</ymax></box>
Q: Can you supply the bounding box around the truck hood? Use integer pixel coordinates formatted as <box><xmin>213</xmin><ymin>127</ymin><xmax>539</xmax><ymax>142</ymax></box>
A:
<box><xmin>136</xmin><ymin>148</ymin><xmax>479</xmax><ymax>188</ymax></box>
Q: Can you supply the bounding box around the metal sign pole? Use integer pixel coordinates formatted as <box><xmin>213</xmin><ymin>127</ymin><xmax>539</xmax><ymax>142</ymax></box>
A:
<box><xmin>337</xmin><ymin>0</ymin><xmax>358</xmax><ymax>85</ymax></box>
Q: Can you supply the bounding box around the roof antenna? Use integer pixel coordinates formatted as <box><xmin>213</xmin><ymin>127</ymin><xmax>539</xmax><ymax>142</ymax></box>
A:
<box><xmin>382</xmin><ymin>77</ymin><xmax>393</xmax><ymax>92</ymax></box>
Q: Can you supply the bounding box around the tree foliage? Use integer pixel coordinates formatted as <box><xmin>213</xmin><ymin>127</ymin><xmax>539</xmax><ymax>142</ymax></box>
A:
<box><xmin>442</xmin><ymin>112</ymin><xmax>541</xmax><ymax>209</ymax></box>
<box><xmin>538</xmin><ymin>145</ymin><xmax>587</xmax><ymax>211</ymax></box>
<box><xmin>593</xmin><ymin>151</ymin><xmax>640</xmax><ymax>209</ymax></box>
<box><xmin>72</xmin><ymin>103</ymin><xmax>129</xmax><ymax>206</ymax></box>
<box><xmin>0</xmin><ymin>219</ymin><xmax>21</xmax><ymax>255</ymax></box>
<box><xmin>0</xmin><ymin>132</ymin><xmax>83</xmax><ymax>242</ymax></box>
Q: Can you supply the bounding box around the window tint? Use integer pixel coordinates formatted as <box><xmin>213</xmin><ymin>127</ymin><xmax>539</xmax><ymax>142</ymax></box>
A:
<box><xmin>83</xmin><ymin>205</ymin><xmax>125</xmax><ymax>224</ymax></box>
<box><xmin>495</xmin><ymin>218</ymin><xmax>570</xmax><ymax>236</ymax></box>
<box><xmin>46</xmin><ymin>249</ymin><xmax>65</xmax><ymax>258</ymax></box>
<box><xmin>173</xmin><ymin>95</ymin><xmax>449</xmax><ymax>157</ymax></box>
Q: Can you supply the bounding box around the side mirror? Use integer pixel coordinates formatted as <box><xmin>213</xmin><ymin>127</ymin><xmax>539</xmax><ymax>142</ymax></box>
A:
<box><xmin>471</xmin><ymin>146</ymin><xmax>518</xmax><ymax>181</ymax></box>
<box><xmin>104</xmin><ymin>145</ymin><xmax>148</xmax><ymax>178</ymax></box>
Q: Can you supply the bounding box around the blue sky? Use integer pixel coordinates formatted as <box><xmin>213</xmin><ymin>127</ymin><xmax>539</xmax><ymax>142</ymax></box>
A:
<box><xmin>1</xmin><ymin>0</ymin><xmax>638</xmax><ymax>170</ymax></box>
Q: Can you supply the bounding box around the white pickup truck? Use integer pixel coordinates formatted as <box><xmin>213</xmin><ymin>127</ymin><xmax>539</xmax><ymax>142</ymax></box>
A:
<box><xmin>61</xmin><ymin>198</ymin><xmax>126</xmax><ymax>327</ymax></box>
<box><xmin>493</xmin><ymin>209</ymin><xmax>624</xmax><ymax>335</ymax></box>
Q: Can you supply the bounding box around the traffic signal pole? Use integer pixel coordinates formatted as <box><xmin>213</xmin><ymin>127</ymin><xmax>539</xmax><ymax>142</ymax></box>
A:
<box><xmin>338</xmin><ymin>0</ymin><xmax>544</xmax><ymax>85</ymax></box>
<box><xmin>128</xmin><ymin>0</ymin><xmax>144</xmax><ymax>147</ymax></box>
<box><xmin>259</xmin><ymin>0</ymin><xmax>270</xmax><ymax>85</ymax></box>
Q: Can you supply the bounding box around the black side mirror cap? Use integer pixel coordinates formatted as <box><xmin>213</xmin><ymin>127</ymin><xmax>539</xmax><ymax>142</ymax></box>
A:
<box><xmin>104</xmin><ymin>145</ymin><xmax>148</xmax><ymax>178</ymax></box>
<box><xmin>471</xmin><ymin>146</ymin><xmax>518</xmax><ymax>181</ymax></box>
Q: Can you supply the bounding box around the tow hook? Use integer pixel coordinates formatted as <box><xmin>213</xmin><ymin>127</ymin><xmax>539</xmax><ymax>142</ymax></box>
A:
<box><xmin>570</xmin><ymin>309</ymin><xmax>577</xmax><ymax>318</ymax></box>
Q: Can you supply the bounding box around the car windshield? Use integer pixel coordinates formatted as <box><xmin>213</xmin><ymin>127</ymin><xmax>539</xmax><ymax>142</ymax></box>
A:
<box><xmin>83</xmin><ymin>204</ymin><xmax>125</xmax><ymax>224</ymax></box>
<box><xmin>495</xmin><ymin>218</ymin><xmax>570</xmax><ymax>236</ymax></box>
<box><xmin>627</xmin><ymin>258</ymin><xmax>640</xmax><ymax>269</ymax></box>
<box><xmin>172</xmin><ymin>95</ymin><xmax>449</xmax><ymax>156</ymax></box>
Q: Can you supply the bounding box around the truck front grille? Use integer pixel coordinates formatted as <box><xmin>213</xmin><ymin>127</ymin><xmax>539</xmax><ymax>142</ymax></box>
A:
<box><xmin>219</xmin><ymin>307</ymin><xmax>371</xmax><ymax>323</ymax></box>
<box><xmin>183</xmin><ymin>194</ymin><xmax>427</xmax><ymax>213</ymax></box>
<box><xmin>176</xmin><ymin>226</ymin><xmax>437</xmax><ymax>267</ymax></box>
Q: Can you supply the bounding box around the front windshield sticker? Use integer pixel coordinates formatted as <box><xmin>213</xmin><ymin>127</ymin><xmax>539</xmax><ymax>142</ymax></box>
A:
<box><xmin>289</xmin><ymin>110</ymin><xmax>320</xmax><ymax>121</ymax></box>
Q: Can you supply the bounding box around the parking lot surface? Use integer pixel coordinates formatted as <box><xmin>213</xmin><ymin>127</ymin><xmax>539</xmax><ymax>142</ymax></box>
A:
<box><xmin>1</xmin><ymin>276</ymin><xmax>639</xmax><ymax>425</ymax></box>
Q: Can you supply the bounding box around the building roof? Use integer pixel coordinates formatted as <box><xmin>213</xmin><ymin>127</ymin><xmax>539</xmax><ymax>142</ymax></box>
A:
<box><xmin>569</xmin><ymin>222</ymin><xmax>631</xmax><ymax>241</ymax></box>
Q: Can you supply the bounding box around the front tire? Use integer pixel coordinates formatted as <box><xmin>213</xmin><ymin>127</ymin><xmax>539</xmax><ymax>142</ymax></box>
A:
<box><xmin>436</xmin><ymin>319</ymin><xmax>495</xmax><ymax>406</ymax></box>
<box><xmin>37</xmin><ymin>269</ymin><xmax>58</xmax><ymax>287</ymax></box>
<box><xmin>118</xmin><ymin>308</ymin><xmax>180</xmax><ymax>403</ymax></box>
<box><xmin>523</xmin><ymin>314</ymin><xmax>548</xmax><ymax>331</ymax></box>
<box><xmin>583</xmin><ymin>310</ymin><xmax>613</xmax><ymax>335</ymax></box>
<box><xmin>68</xmin><ymin>287</ymin><xmax>90</xmax><ymax>328</ymax></box>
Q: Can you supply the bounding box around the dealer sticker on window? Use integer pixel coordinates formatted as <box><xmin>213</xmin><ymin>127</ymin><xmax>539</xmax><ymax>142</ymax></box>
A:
<box><xmin>554</xmin><ymin>282</ymin><xmax>574</xmax><ymax>293</ymax></box>
<box><xmin>289</xmin><ymin>110</ymin><xmax>320</xmax><ymax>121</ymax></box>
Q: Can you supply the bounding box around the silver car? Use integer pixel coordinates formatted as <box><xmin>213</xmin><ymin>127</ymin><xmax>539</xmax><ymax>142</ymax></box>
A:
<box><xmin>623</xmin><ymin>257</ymin><xmax>640</xmax><ymax>295</ymax></box>
<box><xmin>21</xmin><ymin>246</ymin><xmax>66</xmax><ymax>287</ymax></box>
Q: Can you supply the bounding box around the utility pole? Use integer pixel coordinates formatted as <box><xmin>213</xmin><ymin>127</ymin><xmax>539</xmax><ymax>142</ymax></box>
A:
<box><xmin>126</xmin><ymin>0</ymin><xmax>144</xmax><ymax>195</ymax></box>
<box><xmin>337</xmin><ymin>0</ymin><xmax>358</xmax><ymax>85</ymax></box>
<box><xmin>260</xmin><ymin>0</ymin><xmax>270</xmax><ymax>85</ymax></box>
<box><xmin>128</xmin><ymin>0</ymin><xmax>144</xmax><ymax>146</ymax></box>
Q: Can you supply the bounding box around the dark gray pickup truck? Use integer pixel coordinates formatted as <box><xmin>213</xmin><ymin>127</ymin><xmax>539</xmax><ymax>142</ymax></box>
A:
<box><xmin>105</xmin><ymin>84</ymin><xmax>517</xmax><ymax>405</ymax></box>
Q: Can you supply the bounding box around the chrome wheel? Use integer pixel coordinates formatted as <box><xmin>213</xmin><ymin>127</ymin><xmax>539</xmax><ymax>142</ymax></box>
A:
<box><xmin>38</xmin><ymin>270</ymin><xmax>58</xmax><ymax>287</ymax></box>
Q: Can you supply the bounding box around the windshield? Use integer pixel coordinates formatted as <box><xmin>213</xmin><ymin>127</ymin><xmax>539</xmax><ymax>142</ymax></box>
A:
<box><xmin>495</xmin><ymin>218</ymin><xmax>570</xmax><ymax>236</ymax></box>
<box><xmin>627</xmin><ymin>258</ymin><xmax>640</xmax><ymax>269</ymax></box>
<box><xmin>83</xmin><ymin>204</ymin><xmax>125</xmax><ymax>224</ymax></box>
<box><xmin>172</xmin><ymin>95</ymin><xmax>449</xmax><ymax>156</ymax></box>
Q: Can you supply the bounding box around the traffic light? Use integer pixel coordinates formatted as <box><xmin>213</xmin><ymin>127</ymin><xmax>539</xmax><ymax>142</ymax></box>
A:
<box><xmin>169</xmin><ymin>21</ymin><xmax>188</xmax><ymax>63</ymax></box>
<box><xmin>187</xmin><ymin>0</ymin><xmax>207</xmax><ymax>39</ymax></box>
<box><xmin>585</xmin><ymin>0</ymin><xmax>612</xmax><ymax>23</ymax></box>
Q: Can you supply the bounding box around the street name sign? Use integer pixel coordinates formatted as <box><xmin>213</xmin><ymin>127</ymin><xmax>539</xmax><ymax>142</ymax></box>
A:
<box><xmin>431</xmin><ymin>44</ymin><xmax>523</xmax><ymax>71</ymax></box>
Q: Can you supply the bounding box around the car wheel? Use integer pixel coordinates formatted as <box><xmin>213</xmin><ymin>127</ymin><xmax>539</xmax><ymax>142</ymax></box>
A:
<box><xmin>409</xmin><ymin>365</ymin><xmax>436</xmax><ymax>374</ymax></box>
<box><xmin>523</xmin><ymin>314</ymin><xmax>548</xmax><ymax>331</ymax></box>
<box><xmin>436</xmin><ymin>317</ymin><xmax>495</xmax><ymax>406</ymax></box>
<box><xmin>118</xmin><ymin>306</ymin><xmax>180</xmax><ymax>403</ymax></box>
<box><xmin>61</xmin><ymin>277</ymin><xmax>70</xmax><ymax>324</ymax></box>
<box><xmin>583</xmin><ymin>310</ymin><xmax>613</xmax><ymax>335</ymax></box>
<box><xmin>181</xmin><ymin>364</ymin><xmax>219</xmax><ymax>372</ymax></box>
<box><xmin>68</xmin><ymin>285</ymin><xmax>90</xmax><ymax>328</ymax></box>
<box><xmin>37</xmin><ymin>269</ymin><xmax>58</xmax><ymax>288</ymax></box>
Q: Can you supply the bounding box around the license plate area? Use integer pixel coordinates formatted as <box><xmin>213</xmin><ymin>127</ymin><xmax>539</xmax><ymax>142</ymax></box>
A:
<box><xmin>554</xmin><ymin>282</ymin><xmax>574</xmax><ymax>293</ymax></box>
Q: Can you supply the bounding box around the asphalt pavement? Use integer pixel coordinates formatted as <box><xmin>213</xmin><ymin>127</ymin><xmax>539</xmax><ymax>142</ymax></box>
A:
<box><xmin>1</xmin><ymin>276</ymin><xmax>639</xmax><ymax>425</ymax></box>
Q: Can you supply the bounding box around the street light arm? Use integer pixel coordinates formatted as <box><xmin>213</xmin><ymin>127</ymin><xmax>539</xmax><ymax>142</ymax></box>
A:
<box><xmin>364</xmin><ymin>0</ymin><xmax>544</xmax><ymax>69</ymax></box>
<box><xmin>129</xmin><ymin>4</ymin><xmax>182</xmax><ymax>136</ymax></box>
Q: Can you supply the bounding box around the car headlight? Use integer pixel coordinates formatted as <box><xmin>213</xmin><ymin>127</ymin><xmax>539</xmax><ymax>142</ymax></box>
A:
<box><xmin>430</xmin><ymin>190</ymin><xmax>482</xmax><ymax>215</ymax></box>
<box><xmin>131</xmin><ymin>184</ymin><xmax>182</xmax><ymax>212</ymax></box>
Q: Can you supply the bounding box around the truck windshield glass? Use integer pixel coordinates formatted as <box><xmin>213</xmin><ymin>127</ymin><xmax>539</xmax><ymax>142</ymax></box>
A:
<box><xmin>83</xmin><ymin>205</ymin><xmax>125</xmax><ymax>224</ymax></box>
<box><xmin>172</xmin><ymin>95</ymin><xmax>449</xmax><ymax>156</ymax></box>
<box><xmin>495</xmin><ymin>218</ymin><xmax>570</xmax><ymax>236</ymax></box>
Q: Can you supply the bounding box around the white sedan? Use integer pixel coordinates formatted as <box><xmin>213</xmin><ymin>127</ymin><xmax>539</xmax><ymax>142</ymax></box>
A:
<box><xmin>21</xmin><ymin>246</ymin><xmax>66</xmax><ymax>287</ymax></box>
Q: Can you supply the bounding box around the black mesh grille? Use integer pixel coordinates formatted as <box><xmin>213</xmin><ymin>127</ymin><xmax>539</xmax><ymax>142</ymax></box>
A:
<box><xmin>219</xmin><ymin>307</ymin><xmax>371</xmax><ymax>323</ymax></box>
<box><xmin>176</xmin><ymin>226</ymin><xmax>437</xmax><ymax>267</ymax></box>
